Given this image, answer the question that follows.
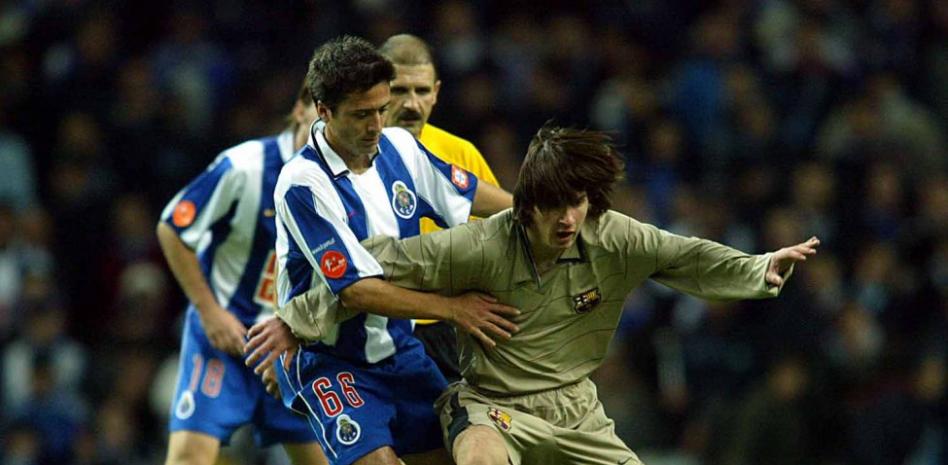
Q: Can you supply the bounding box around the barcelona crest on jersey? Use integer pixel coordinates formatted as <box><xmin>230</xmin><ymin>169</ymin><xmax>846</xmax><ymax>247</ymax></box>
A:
<box><xmin>391</xmin><ymin>180</ymin><xmax>417</xmax><ymax>219</ymax></box>
<box><xmin>572</xmin><ymin>288</ymin><xmax>602</xmax><ymax>313</ymax></box>
<box><xmin>488</xmin><ymin>407</ymin><xmax>512</xmax><ymax>431</ymax></box>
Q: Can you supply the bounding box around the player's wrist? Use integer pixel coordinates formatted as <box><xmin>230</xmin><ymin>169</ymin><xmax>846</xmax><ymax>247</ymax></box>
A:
<box><xmin>426</xmin><ymin>294</ymin><xmax>452</xmax><ymax>322</ymax></box>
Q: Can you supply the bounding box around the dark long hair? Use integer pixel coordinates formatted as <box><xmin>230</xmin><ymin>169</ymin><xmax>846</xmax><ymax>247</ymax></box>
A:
<box><xmin>514</xmin><ymin>124</ymin><xmax>624</xmax><ymax>225</ymax></box>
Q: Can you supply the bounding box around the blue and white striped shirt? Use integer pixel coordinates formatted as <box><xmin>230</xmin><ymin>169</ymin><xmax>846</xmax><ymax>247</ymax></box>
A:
<box><xmin>161</xmin><ymin>130</ymin><xmax>296</xmax><ymax>326</ymax></box>
<box><xmin>274</xmin><ymin>124</ymin><xmax>478</xmax><ymax>364</ymax></box>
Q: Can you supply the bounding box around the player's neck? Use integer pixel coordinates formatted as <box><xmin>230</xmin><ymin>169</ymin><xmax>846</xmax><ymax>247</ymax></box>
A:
<box><xmin>526</xmin><ymin>228</ymin><xmax>561</xmax><ymax>275</ymax></box>
<box><xmin>325</xmin><ymin>126</ymin><xmax>373</xmax><ymax>174</ymax></box>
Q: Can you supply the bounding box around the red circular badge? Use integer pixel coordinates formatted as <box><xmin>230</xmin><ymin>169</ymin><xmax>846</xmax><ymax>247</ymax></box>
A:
<box><xmin>173</xmin><ymin>200</ymin><xmax>197</xmax><ymax>227</ymax></box>
<box><xmin>320</xmin><ymin>250</ymin><xmax>348</xmax><ymax>279</ymax></box>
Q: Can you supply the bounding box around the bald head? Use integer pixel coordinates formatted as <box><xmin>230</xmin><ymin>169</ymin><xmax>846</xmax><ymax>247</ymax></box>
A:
<box><xmin>379</xmin><ymin>34</ymin><xmax>436</xmax><ymax>69</ymax></box>
<box><xmin>379</xmin><ymin>34</ymin><xmax>442</xmax><ymax>137</ymax></box>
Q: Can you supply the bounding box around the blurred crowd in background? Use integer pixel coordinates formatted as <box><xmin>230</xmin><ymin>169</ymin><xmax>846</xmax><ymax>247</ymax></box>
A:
<box><xmin>0</xmin><ymin>0</ymin><xmax>945</xmax><ymax>464</ymax></box>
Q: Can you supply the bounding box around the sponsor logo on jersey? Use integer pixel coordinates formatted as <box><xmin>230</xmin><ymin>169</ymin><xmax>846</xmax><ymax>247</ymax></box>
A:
<box><xmin>572</xmin><ymin>287</ymin><xmax>602</xmax><ymax>313</ymax></box>
<box><xmin>451</xmin><ymin>165</ymin><xmax>469</xmax><ymax>189</ymax></box>
<box><xmin>488</xmin><ymin>407</ymin><xmax>512</xmax><ymax>431</ymax></box>
<box><xmin>391</xmin><ymin>180</ymin><xmax>417</xmax><ymax>219</ymax></box>
<box><xmin>175</xmin><ymin>390</ymin><xmax>196</xmax><ymax>420</ymax></box>
<box><xmin>312</xmin><ymin>238</ymin><xmax>337</xmax><ymax>255</ymax></box>
<box><xmin>253</xmin><ymin>251</ymin><xmax>277</xmax><ymax>308</ymax></box>
<box><xmin>173</xmin><ymin>200</ymin><xmax>197</xmax><ymax>227</ymax></box>
<box><xmin>335</xmin><ymin>414</ymin><xmax>361</xmax><ymax>445</ymax></box>
<box><xmin>320</xmin><ymin>250</ymin><xmax>348</xmax><ymax>279</ymax></box>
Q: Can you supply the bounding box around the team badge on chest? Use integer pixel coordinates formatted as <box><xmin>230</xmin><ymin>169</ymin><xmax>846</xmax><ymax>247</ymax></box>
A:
<box><xmin>488</xmin><ymin>407</ymin><xmax>512</xmax><ymax>431</ymax></box>
<box><xmin>391</xmin><ymin>181</ymin><xmax>417</xmax><ymax>219</ymax></box>
<box><xmin>335</xmin><ymin>414</ymin><xmax>361</xmax><ymax>445</ymax></box>
<box><xmin>572</xmin><ymin>287</ymin><xmax>602</xmax><ymax>313</ymax></box>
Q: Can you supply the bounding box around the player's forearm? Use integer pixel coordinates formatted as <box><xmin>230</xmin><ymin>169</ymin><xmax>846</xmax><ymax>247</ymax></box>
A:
<box><xmin>338</xmin><ymin>277</ymin><xmax>450</xmax><ymax>321</ymax></box>
<box><xmin>471</xmin><ymin>182</ymin><xmax>513</xmax><ymax>217</ymax></box>
<box><xmin>156</xmin><ymin>222</ymin><xmax>221</xmax><ymax>313</ymax></box>
<box><xmin>654</xmin><ymin>234</ymin><xmax>778</xmax><ymax>300</ymax></box>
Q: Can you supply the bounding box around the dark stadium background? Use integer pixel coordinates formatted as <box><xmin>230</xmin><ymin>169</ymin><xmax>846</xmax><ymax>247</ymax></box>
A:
<box><xmin>0</xmin><ymin>1</ymin><xmax>945</xmax><ymax>464</ymax></box>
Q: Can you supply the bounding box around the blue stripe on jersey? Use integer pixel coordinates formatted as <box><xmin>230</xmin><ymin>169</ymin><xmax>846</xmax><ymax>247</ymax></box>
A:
<box><xmin>282</xmin><ymin>220</ymin><xmax>313</xmax><ymax>303</ymax></box>
<box><xmin>283</xmin><ymin>185</ymin><xmax>365</xmax><ymax>295</ymax></box>
<box><xmin>376</xmin><ymin>136</ymin><xmax>420</xmax><ymax>238</ymax></box>
<box><xmin>163</xmin><ymin>157</ymin><xmax>234</xmax><ymax>233</ymax></box>
<box><xmin>416</xmin><ymin>197</ymin><xmax>448</xmax><ymax>229</ymax></box>
<box><xmin>300</xmin><ymin>146</ymin><xmax>369</xmax><ymax>241</ymax></box>
<box><xmin>384</xmin><ymin>316</ymin><xmax>414</xmax><ymax>351</ymax></box>
<box><xmin>416</xmin><ymin>139</ymin><xmax>479</xmax><ymax>201</ymax></box>
<box><xmin>228</xmin><ymin>138</ymin><xmax>283</xmax><ymax>322</ymax></box>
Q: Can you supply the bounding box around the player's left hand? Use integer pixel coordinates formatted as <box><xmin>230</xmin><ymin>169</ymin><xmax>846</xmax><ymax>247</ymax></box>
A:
<box><xmin>244</xmin><ymin>317</ymin><xmax>299</xmax><ymax>376</ymax></box>
<box><xmin>767</xmin><ymin>236</ymin><xmax>820</xmax><ymax>286</ymax></box>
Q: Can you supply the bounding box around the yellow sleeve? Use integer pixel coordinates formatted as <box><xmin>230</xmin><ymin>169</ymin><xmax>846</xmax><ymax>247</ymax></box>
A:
<box><xmin>458</xmin><ymin>141</ymin><xmax>499</xmax><ymax>188</ymax></box>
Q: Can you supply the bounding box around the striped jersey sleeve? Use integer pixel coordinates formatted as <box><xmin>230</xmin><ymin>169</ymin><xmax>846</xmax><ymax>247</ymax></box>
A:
<box><xmin>160</xmin><ymin>153</ymin><xmax>244</xmax><ymax>249</ymax></box>
<box><xmin>385</xmin><ymin>128</ymin><xmax>478</xmax><ymax>229</ymax></box>
<box><xmin>274</xmin><ymin>164</ymin><xmax>383</xmax><ymax>306</ymax></box>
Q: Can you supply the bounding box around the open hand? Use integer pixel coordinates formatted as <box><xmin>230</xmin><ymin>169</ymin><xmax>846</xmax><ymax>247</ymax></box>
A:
<box><xmin>446</xmin><ymin>292</ymin><xmax>520</xmax><ymax>349</ymax></box>
<box><xmin>767</xmin><ymin>236</ymin><xmax>821</xmax><ymax>286</ymax></box>
<box><xmin>244</xmin><ymin>317</ymin><xmax>299</xmax><ymax>375</ymax></box>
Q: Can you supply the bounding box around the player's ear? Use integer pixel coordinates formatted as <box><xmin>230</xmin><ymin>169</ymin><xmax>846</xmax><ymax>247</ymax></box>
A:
<box><xmin>432</xmin><ymin>80</ymin><xmax>442</xmax><ymax>105</ymax></box>
<box><xmin>317</xmin><ymin>101</ymin><xmax>332</xmax><ymax>121</ymax></box>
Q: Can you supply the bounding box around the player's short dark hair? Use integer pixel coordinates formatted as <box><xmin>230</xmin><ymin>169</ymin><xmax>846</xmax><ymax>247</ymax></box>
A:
<box><xmin>378</xmin><ymin>34</ymin><xmax>438</xmax><ymax>78</ymax></box>
<box><xmin>514</xmin><ymin>124</ymin><xmax>624</xmax><ymax>226</ymax></box>
<box><xmin>306</xmin><ymin>35</ymin><xmax>395</xmax><ymax>110</ymax></box>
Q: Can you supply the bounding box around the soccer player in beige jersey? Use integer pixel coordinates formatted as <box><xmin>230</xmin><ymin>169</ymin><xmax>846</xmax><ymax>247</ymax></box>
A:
<box><xmin>249</xmin><ymin>125</ymin><xmax>821</xmax><ymax>465</ymax></box>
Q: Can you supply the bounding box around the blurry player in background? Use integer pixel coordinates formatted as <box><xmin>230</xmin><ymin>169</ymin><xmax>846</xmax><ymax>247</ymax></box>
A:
<box><xmin>156</xmin><ymin>84</ymin><xmax>327</xmax><ymax>465</ymax></box>
<box><xmin>379</xmin><ymin>33</ymin><xmax>500</xmax><ymax>382</ymax></box>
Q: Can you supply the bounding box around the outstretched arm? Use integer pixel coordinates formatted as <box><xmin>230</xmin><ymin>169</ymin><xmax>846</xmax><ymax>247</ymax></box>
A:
<box><xmin>642</xmin><ymin>215</ymin><xmax>821</xmax><ymax>300</ymax></box>
<box><xmin>244</xmin><ymin>281</ymin><xmax>519</xmax><ymax>379</ymax></box>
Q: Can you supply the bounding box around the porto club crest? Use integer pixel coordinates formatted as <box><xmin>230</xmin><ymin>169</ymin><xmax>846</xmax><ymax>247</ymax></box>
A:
<box><xmin>391</xmin><ymin>181</ymin><xmax>417</xmax><ymax>219</ymax></box>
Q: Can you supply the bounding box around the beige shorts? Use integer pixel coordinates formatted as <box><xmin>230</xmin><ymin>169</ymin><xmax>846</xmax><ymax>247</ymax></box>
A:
<box><xmin>435</xmin><ymin>378</ymin><xmax>642</xmax><ymax>465</ymax></box>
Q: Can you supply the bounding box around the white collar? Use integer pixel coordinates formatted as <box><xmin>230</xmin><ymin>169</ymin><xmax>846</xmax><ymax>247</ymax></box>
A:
<box><xmin>307</xmin><ymin>120</ymin><xmax>379</xmax><ymax>177</ymax></box>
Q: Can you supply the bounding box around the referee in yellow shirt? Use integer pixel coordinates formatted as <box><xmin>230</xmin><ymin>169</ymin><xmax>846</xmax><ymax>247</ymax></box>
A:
<box><xmin>379</xmin><ymin>34</ymin><xmax>501</xmax><ymax>382</ymax></box>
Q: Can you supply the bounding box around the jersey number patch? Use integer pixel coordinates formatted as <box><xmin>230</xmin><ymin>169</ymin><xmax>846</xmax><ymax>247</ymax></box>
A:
<box><xmin>312</xmin><ymin>371</ymin><xmax>364</xmax><ymax>417</ymax></box>
<box><xmin>187</xmin><ymin>354</ymin><xmax>226</xmax><ymax>398</ymax></box>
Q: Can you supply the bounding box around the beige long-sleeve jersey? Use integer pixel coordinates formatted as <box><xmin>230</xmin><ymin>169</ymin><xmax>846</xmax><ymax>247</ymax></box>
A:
<box><xmin>280</xmin><ymin>209</ymin><xmax>790</xmax><ymax>396</ymax></box>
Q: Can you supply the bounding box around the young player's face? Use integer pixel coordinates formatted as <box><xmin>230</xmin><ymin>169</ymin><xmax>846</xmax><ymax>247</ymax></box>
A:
<box><xmin>386</xmin><ymin>64</ymin><xmax>440</xmax><ymax>138</ymax></box>
<box><xmin>321</xmin><ymin>81</ymin><xmax>390</xmax><ymax>159</ymax></box>
<box><xmin>529</xmin><ymin>194</ymin><xmax>589</xmax><ymax>254</ymax></box>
